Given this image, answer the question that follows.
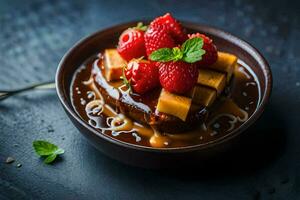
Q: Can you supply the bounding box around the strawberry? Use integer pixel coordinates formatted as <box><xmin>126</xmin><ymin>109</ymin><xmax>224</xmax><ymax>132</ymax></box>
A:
<box><xmin>124</xmin><ymin>59</ymin><xmax>160</xmax><ymax>94</ymax></box>
<box><xmin>144</xmin><ymin>23</ymin><xmax>176</xmax><ymax>56</ymax></box>
<box><xmin>188</xmin><ymin>33</ymin><xmax>218</xmax><ymax>67</ymax></box>
<box><xmin>150</xmin><ymin>13</ymin><xmax>188</xmax><ymax>43</ymax></box>
<box><xmin>158</xmin><ymin>61</ymin><xmax>198</xmax><ymax>94</ymax></box>
<box><xmin>117</xmin><ymin>23</ymin><xmax>147</xmax><ymax>62</ymax></box>
<box><xmin>150</xmin><ymin>37</ymin><xmax>205</xmax><ymax>94</ymax></box>
<box><xmin>144</xmin><ymin>13</ymin><xmax>188</xmax><ymax>56</ymax></box>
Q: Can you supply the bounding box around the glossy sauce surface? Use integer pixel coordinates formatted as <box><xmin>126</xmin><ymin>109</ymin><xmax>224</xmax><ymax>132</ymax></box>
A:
<box><xmin>71</xmin><ymin>53</ymin><xmax>260</xmax><ymax>148</ymax></box>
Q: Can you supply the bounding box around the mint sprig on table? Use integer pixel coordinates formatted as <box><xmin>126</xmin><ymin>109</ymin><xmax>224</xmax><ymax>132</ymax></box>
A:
<box><xmin>150</xmin><ymin>37</ymin><xmax>206</xmax><ymax>63</ymax></box>
<box><xmin>33</xmin><ymin>140</ymin><xmax>64</xmax><ymax>164</ymax></box>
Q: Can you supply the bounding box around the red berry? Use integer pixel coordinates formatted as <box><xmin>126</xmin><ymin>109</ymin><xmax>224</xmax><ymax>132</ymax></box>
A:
<box><xmin>158</xmin><ymin>61</ymin><xmax>198</xmax><ymax>94</ymax></box>
<box><xmin>117</xmin><ymin>28</ymin><xmax>146</xmax><ymax>61</ymax></box>
<box><xmin>125</xmin><ymin>59</ymin><xmax>160</xmax><ymax>94</ymax></box>
<box><xmin>188</xmin><ymin>33</ymin><xmax>218</xmax><ymax>67</ymax></box>
<box><xmin>151</xmin><ymin>13</ymin><xmax>188</xmax><ymax>44</ymax></box>
<box><xmin>144</xmin><ymin>23</ymin><xmax>176</xmax><ymax>56</ymax></box>
<box><xmin>144</xmin><ymin>13</ymin><xmax>188</xmax><ymax>57</ymax></box>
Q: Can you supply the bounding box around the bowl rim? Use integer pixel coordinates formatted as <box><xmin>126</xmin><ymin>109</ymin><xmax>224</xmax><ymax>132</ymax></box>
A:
<box><xmin>56</xmin><ymin>21</ymin><xmax>272</xmax><ymax>153</ymax></box>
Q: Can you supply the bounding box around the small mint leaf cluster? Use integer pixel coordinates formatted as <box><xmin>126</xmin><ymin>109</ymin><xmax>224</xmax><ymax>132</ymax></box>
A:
<box><xmin>149</xmin><ymin>37</ymin><xmax>206</xmax><ymax>63</ymax></box>
<box><xmin>33</xmin><ymin>140</ymin><xmax>64</xmax><ymax>164</ymax></box>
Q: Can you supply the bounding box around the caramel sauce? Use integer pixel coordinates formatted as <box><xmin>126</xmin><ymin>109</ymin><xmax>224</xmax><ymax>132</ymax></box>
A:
<box><xmin>71</xmin><ymin>54</ymin><xmax>260</xmax><ymax>148</ymax></box>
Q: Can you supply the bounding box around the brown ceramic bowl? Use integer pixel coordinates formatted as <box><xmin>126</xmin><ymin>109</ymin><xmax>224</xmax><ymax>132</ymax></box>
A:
<box><xmin>56</xmin><ymin>21</ymin><xmax>272</xmax><ymax>168</ymax></box>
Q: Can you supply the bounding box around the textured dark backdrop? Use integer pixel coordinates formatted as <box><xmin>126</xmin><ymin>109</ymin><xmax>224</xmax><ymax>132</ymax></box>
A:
<box><xmin>0</xmin><ymin>0</ymin><xmax>300</xmax><ymax>199</ymax></box>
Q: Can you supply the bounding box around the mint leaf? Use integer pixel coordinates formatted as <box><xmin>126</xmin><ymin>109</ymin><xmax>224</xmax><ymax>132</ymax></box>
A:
<box><xmin>172</xmin><ymin>47</ymin><xmax>183</xmax><ymax>61</ymax></box>
<box><xmin>33</xmin><ymin>140</ymin><xmax>59</xmax><ymax>156</ymax></box>
<box><xmin>44</xmin><ymin>154</ymin><xmax>57</xmax><ymax>164</ymax></box>
<box><xmin>54</xmin><ymin>148</ymin><xmax>65</xmax><ymax>155</ymax></box>
<box><xmin>33</xmin><ymin>140</ymin><xmax>64</xmax><ymax>164</ymax></box>
<box><xmin>149</xmin><ymin>37</ymin><xmax>206</xmax><ymax>63</ymax></box>
<box><xmin>182</xmin><ymin>48</ymin><xmax>205</xmax><ymax>63</ymax></box>
<box><xmin>181</xmin><ymin>37</ymin><xmax>206</xmax><ymax>63</ymax></box>
<box><xmin>181</xmin><ymin>37</ymin><xmax>203</xmax><ymax>54</ymax></box>
<box><xmin>149</xmin><ymin>48</ymin><xmax>175</xmax><ymax>62</ymax></box>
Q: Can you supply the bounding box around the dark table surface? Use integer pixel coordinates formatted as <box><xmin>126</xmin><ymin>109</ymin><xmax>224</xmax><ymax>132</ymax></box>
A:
<box><xmin>0</xmin><ymin>0</ymin><xmax>300</xmax><ymax>199</ymax></box>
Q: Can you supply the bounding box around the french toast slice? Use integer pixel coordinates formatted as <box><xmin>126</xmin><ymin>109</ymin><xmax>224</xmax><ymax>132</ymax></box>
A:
<box><xmin>191</xmin><ymin>85</ymin><xmax>217</xmax><ymax>107</ymax></box>
<box><xmin>156</xmin><ymin>89</ymin><xmax>192</xmax><ymax>121</ymax></box>
<box><xmin>104</xmin><ymin>49</ymin><xmax>126</xmax><ymax>81</ymax></box>
<box><xmin>197</xmin><ymin>69</ymin><xmax>226</xmax><ymax>95</ymax></box>
<box><xmin>96</xmin><ymin>49</ymin><xmax>237</xmax><ymax>133</ymax></box>
<box><xmin>205</xmin><ymin>51</ymin><xmax>237</xmax><ymax>82</ymax></box>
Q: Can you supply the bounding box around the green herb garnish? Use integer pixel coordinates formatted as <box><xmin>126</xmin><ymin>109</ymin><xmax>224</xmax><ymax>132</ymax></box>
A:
<box><xmin>33</xmin><ymin>140</ymin><xmax>64</xmax><ymax>164</ymax></box>
<box><xmin>149</xmin><ymin>37</ymin><xmax>206</xmax><ymax>63</ymax></box>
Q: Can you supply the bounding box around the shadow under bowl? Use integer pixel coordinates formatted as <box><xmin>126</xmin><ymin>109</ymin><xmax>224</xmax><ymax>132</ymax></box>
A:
<box><xmin>55</xmin><ymin>21</ymin><xmax>272</xmax><ymax>169</ymax></box>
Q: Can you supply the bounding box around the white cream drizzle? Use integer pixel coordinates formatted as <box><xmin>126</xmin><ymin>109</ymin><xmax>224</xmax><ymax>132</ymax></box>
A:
<box><xmin>246</xmin><ymin>81</ymin><xmax>256</xmax><ymax>86</ymax></box>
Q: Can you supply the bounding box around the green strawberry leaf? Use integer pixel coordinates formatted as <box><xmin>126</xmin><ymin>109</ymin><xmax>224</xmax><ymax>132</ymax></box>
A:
<box><xmin>135</xmin><ymin>22</ymin><xmax>148</xmax><ymax>31</ymax></box>
<box><xmin>149</xmin><ymin>37</ymin><xmax>206</xmax><ymax>63</ymax></box>
<box><xmin>121</xmin><ymin>65</ymin><xmax>132</xmax><ymax>93</ymax></box>
<box><xmin>33</xmin><ymin>140</ymin><xmax>64</xmax><ymax>164</ymax></box>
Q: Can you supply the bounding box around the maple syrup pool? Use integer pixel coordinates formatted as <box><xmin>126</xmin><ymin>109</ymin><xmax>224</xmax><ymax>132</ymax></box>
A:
<box><xmin>70</xmin><ymin>54</ymin><xmax>260</xmax><ymax>148</ymax></box>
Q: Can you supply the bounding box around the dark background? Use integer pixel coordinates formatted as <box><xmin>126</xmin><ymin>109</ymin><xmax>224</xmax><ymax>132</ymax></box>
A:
<box><xmin>0</xmin><ymin>0</ymin><xmax>300</xmax><ymax>199</ymax></box>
